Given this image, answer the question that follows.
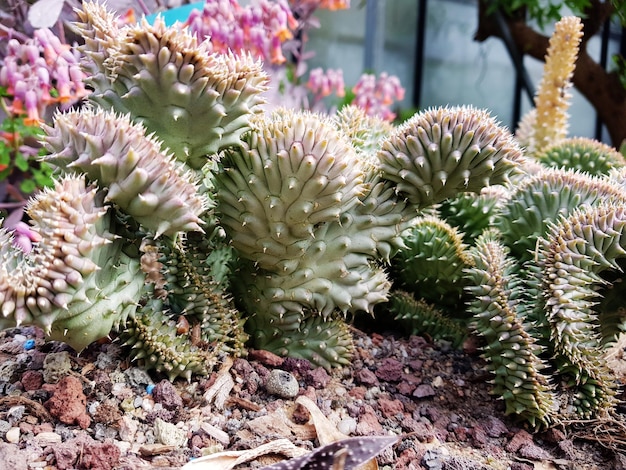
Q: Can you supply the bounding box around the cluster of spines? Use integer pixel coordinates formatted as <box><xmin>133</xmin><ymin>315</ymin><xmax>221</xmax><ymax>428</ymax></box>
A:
<box><xmin>119</xmin><ymin>235</ymin><xmax>246</xmax><ymax>380</ymax></box>
<box><xmin>388</xmin><ymin>291</ymin><xmax>467</xmax><ymax>348</ymax></box>
<box><xmin>377</xmin><ymin>106</ymin><xmax>523</xmax><ymax>208</ymax></box>
<box><xmin>248</xmin><ymin>311</ymin><xmax>355</xmax><ymax>370</ymax></box>
<box><xmin>74</xmin><ymin>1</ymin><xmax>269</xmax><ymax>167</ymax></box>
<box><xmin>120</xmin><ymin>299</ymin><xmax>219</xmax><ymax>381</ymax></box>
<box><xmin>536</xmin><ymin>137</ymin><xmax>626</xmax><ymax>176</ymax></box>
<box><xmin>0</xmin><ymin>175</ymin><xmax>146</xmax><ymax>351</ymax></box>
<box><xmin>537</xmin><ymin>202</ymin><xmax>626</xmax><ymax>403</ymax></box>
<box><xmin>495</xmin><ymin>167</ymin><xmax>626</xmax><ymax>261</ymax></box>
<box><xmin>465</xmin><ymin>230</ymin><xmax>556</xmax><ymax>428</ymax></box>
<box><xmin>43</xmin><ymin>108</ymin><xmax>208</xmax><ymax>237</ymax></box>
<box><xmin>391</xmin><ymin>215</ymin><xmax>472</xmax><ymax>306</ymax></box>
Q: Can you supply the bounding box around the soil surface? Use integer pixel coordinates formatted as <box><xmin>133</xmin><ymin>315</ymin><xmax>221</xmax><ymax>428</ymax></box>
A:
<box><xmin>0</xmin><ymin>325</ymin><xmax>625</xmax><ymax>470</ymax></box>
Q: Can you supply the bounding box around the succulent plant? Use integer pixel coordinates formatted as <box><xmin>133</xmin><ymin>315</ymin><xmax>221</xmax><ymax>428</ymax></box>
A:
<box><xmin>42</xmin><ymin>108</ymin><xmax>208</xmax><ymax>237</ymax></box>
<box><xmin>387</xmin><ymin>290</ymin><xmax>467</xmax><ymax>348</ymax></box>
<box><xmin>495</xmin><ymin>167</ymin><xmax>626</xmax><ymax>261</ymax></box>
<box><xmin>465</xmin><ymin>229</ymin><xmax>556</xmax><ymax>427</ymax></box>
<box><xmin>0</xmin><ymin>175</ymin><xmax>144</xmax><ymax>351</ymax></box>
<box><xmin>215</xmin><ymin>104</ymin><xmax>521</xmax><ymax>367</ymax></box>
<box><xmin>390</xmin><ymin>215</ymin><xmax>472</xmax><ymax>307</ymax></box>
<box><xmin>378</xmin><ymin>106</ymin><xmax>523</xmax><ymax>208</ymax></box>
<box><xmin>74</xmin><ymin>1</ymin><xmax>269</xmax><ymax>168</ymax></box>
<box><xmin>536</xmin><ymin>137</ymin><xmax>626</xmax><ymax>176</ymax></box>
<box><xmin>7</xmin><ymin>3</ymin><xmax>620</xmax><ymax>432</ymax></box>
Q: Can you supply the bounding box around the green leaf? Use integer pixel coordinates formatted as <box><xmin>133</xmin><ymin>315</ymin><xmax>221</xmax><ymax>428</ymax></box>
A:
<box><xmin>14</xmin><ymin>154</ymin><xmax>29</xmax><ymax>172</ymax></box>
<box><xmin>19</xmin><ymin>179</ymin><xmax>37</xmax><ymax>194</ymax></box>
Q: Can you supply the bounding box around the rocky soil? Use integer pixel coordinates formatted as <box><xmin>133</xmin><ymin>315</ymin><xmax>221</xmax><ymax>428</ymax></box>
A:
<box><xmin>0</xmin><ymin>324</ymin><xmax>625</xmax><ymax>470</ymax></box>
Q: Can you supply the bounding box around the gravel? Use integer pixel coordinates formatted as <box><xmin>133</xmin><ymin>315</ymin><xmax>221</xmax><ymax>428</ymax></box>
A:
<box><xmin>0</xmin><ymin>325</ymin><xmax>623</xmax><ymax>469</ymax></box>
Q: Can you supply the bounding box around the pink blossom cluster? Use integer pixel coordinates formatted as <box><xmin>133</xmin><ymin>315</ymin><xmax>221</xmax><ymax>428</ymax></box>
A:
<box><xmin>351</xmin><ymin>72</ymin><xmax>405</xmax><ymax>121</ymax></box>
<box><xmin>0</xmin><ymin>28</ymin><xmax>89</xmax><ymax>125</ymax></box>
<box><xmin>185</xmin><ymin>0</ymin><xmax>299</xmax><ymax>65</ymax></box>
<box><xmin>306</xmin><ymin>67</ymin><xmax>345</xmax><ymax>100</ymax></box>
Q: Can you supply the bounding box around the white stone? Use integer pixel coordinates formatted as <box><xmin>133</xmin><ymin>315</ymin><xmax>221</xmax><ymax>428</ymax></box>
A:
<box><xmin>154</xmin><ymin>418</ymin><xmax>187</xmax><ymax>447</ymax></box>
<box><xmin>33</xmin><ymin>432</ymin><xmax>62</xmax><ymax>446</ymax></box>
<box><xmin>5</xmin><ymin>427</ymin><xmax>20</xmax><ymax>443</ymax></box>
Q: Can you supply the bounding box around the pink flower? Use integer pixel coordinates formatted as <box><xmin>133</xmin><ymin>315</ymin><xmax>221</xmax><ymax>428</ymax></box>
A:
<box><xmin>352</xmin><ymin>72</ymin><xmax>405</xmax><ymax>121</ymax></box>
<box><xmin>306</xmin><ymin>67</ymin><xmax>345</xmax><ymax>99</ymax></box>
<box><xmin>185</xmin><ymin>0</ymin><xmax>298</xmax><ymax>65</ymax></box>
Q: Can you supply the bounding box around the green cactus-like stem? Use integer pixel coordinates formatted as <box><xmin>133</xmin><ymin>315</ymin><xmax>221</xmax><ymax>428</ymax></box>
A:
<box><xmin>465</xmin><ymin>230</ymin><xmax>555</xmax><ymax>428</ymax></box>
<box><xmin>44</xmin><ymin>108</ymin><xmax>208</xmax><ymax>237</ymax></box>
<box><xmin>248</xmin><ymin>312</ymin><xmax>354</xmax><ymax>370</ymax></box>
<box><xmin>377</xmin><ymin>106</ymin><xmax>523</xmax><ymax>208</ymax></box>
<box><xmin>437</xmin><ymin>187</ymin><xmax>508</xmax><ymax>244</ymax></box>
<box><xmin>158</xmin><ymin>237</ymin><xmax>247</xmax><ymax>354</ymax></box>
<box><xmin>538</xmin><ymin>202</ymin><xmax>626</xmax><ymax>393</ymax></box>
<box><xmin>496</xmin><ymin>168</ymin><xmax>626</xmax><ymax>261</ymax></box>
<box><xmin>120</xmin><ymin>299</ymin><xmax>218</xmax><ymax>381</ymax></box>
<box><xmin>392</xmin><ymin>215</ymin><xmax>472</xmax><ymax>306</ymax></box>
<box><xmin>75</xmin><ymin>2</ymin><xmax>268</xmax><ymax>167</ymax></box>
<box><xmin>536</xmin><ymin>137</ymin><xmax>626</xmax><ymax>176</ymax></box>
<box><xmin>216</xmin><ymin>109</ymin><xmax>368</xmax><ymax>270</ymax></box>
<box><xmin>388</xmin><ymin>290</ymin><xmax>467</xmax><ymax>348</ymax></box>
<box><xmin>0</xmin><ymin>175</ymin><xmax>145</xmax><ymax>351</ymax></box>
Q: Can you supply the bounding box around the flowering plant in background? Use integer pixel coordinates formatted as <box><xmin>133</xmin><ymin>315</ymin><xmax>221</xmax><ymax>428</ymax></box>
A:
<box><xmin>183</xmin><ymin>0</ymin><xmax>404</xmax><ymax>119</ymax></box>
<box><xmin>0</xmin><ymin>25</ymin><xmax>88</xmax><ymax>211</ymax></box>
<box><xmin>351</xmin><ymin>72</ymin><xmax>405</xmax><ymax>121</ymax></box>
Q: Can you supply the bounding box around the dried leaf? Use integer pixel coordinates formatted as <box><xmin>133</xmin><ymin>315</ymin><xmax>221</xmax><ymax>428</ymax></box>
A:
<box><xmin>28</xmin><ymin>0</ymin><xmax>65</xmax><ymax>28</ymax></box>
<box><xmin>258</xmin><ymin>435</ymin><xmax>400</xmax><ymax>470</ymax></box>
<box><xmin>181</xmin><ymin>438</ymin><xmax>307</xmax><ymax>470</ymax></box>
<box><xmin>203</xmin><ymin>357</ymin><xmax>234</xmax><ymax>410</ymax></box>
<box><xmin>295</xmin><ymin>395</ymin><xmax>348</xmax><ymax>445</ymax></box>
<box><xmin>294</xmin><ymin>395</ymin><xmax>384</xmax><ymax>470</ymax></box>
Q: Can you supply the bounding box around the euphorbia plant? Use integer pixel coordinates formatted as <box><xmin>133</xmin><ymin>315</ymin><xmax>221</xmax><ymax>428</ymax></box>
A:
<box><xmin>0</xmin><ymin>2</ymin><xmax>521</xmax><ymax>381</ymax></box>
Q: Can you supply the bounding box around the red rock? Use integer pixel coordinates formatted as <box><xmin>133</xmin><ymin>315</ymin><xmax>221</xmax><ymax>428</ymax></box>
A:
<box><xmin>505</xmin><ymin>429</ymin><xmax>534</xmax><ymax>453</ymax></box>
<box><xmin>152</xmin><ymin>379</ymin><xmax>183</xmax><ymax>411</ymax></box>
<box><xmin>348</xmin><ymin>386</ymin><xmax>366</xmax><ymax>399</ymax></box>
<box><xmin>378</xmin><ymin>398</ymin><xmax>404</xmax><ymax>418</ymax></box>
<box><xmin>43</xmin><ymin>375</ymin><xmax>91</xmax><ymax>429</ymax></box>
<box><xmin>400</xmin><ymin>418</ymin><xmax>436</xmax><ymax>442</ymax></box>
<box><xmin>304</xmin><ymin>367</ymin><xmax>330</xmax><ymax>388</ymax></box>
<box><xmin>20</xmin><ymin>370</ymin><xmax>43</xmax><ymax>391</ymax></box>
<box><xmin>356</xmin><ymin>405</ymin><xmax>382</xmax><ymax>435</ymax></box>
<box><xmin>81</xmin><ymin>439</ymin><xmax>121</xmax><ymax>470</ymax></box>
<box><xmin>397</xmin><ymin>381</ymin><xmax>416</xmax><ymax>395</ymax></box>
<box><xmin>518</xmin><ymin>442</ymin><xmax>553</xmax><ymax>460</ymax></box>
<box><xmin>53</xmin><ymin>435</ymin><xmax>120</xmax><ymax>470</ymax></box>
<box><xmin>356</xmin><ymin>368</ymin><xmax>379</xmax><ymax>386</ymax></box>
<box><xmin>395</xmin><ymin>446</ymin><xmax>424</xmax><ymax>470</ymax></box>
<box><xmin>248</xmin><ymin>349</ymin><xmax>284</xmax><ymax>367</ymax></box>
<box><xmin>469</xmin><ymin>425</ymin><xmax>488</xmax><ymax>448</ymax></box>
<box><xmin>482</xmin><ymin>416</ymin><xmax>509</xmax><ymax>438</ymax></box>
<box><xmin>375</xmin><ymin>358</ymin><xmax>403</xmax><ymax>382</ymax></box>
<box><xmin>33</xmin><ymin>422</ymin><xmax>54</xmax><ymax>434</ymax></box>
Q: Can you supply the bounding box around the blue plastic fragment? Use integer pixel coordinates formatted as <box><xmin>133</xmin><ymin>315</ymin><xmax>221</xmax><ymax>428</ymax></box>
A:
<box><xmin>146</xmin><ymin>384</ymin><xmax>155</xmax><ymax>394</ymax></box>
<box><xmin>23</xmin><ymin>339</ymin><xmax>36</xmax><ymax>350</ymax></box>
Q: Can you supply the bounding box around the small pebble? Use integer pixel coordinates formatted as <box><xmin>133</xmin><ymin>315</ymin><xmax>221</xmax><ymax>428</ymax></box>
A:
<box><xmin>337</xmin><ymin>417</ymin><xmax>357</xmax><ymax>435</ymax></box>
<box><xmin>154</xmin><ymin>418</ymin><xmax>187</xmax><ymax>447</ymax></box>
<box><xmin>32</xmin><ymin>431</ymin><xmax>62</xmax><ymax>446</ymax></box>
<box><xmin>265</xmin><ymin>369</ymin><xmax>299</xmax><ymax>398</ymax></box>
<box><xmin>5</xmin><ymin>426</ymin><xmax>20</xmax><ymax>443</ymax></box>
